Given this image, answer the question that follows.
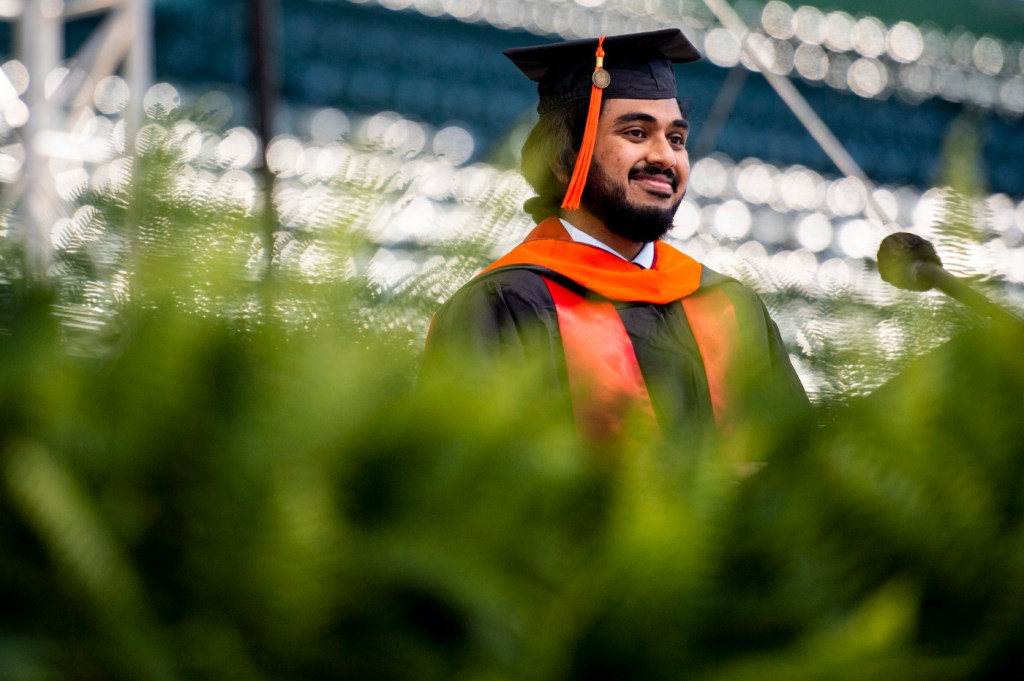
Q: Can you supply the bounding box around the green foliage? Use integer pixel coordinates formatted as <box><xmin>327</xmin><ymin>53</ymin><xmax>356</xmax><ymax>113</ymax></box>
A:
<box><xmin>2</xmin><ymin>102</ymin><xmax>1023</xmax><ymax>680</ymax></box>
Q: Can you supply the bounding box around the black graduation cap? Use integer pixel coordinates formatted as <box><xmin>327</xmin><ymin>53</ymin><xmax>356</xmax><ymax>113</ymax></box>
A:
<box><xmin>503</xmin><ymin>29</ymin><xmax>701</xmax><ymax>210</ymax></box>
<box><xmin>503</xmin><ymin>29</ymin><xmax>701</xmax><ymax>114</ymax></box>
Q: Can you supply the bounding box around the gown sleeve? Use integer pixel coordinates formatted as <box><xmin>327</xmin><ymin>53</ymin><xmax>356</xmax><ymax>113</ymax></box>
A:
<box><xmin>421</xmin><ymin>269</ymin><xmax>569</xmax><ymax>393</ymax></box>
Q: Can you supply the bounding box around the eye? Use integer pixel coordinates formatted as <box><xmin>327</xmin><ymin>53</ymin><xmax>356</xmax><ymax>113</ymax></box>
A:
<box><xmin>622</xmin><ymin>128</ymin><xmax>646</xmax><ymax>139</ymax></box>
<box><xmin>668</xmin><ymin>133</ymin><xmax>687</xmax><ymax>147</ymax></box>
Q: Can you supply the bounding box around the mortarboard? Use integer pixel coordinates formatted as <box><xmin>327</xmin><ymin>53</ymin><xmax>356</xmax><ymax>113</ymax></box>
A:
<box><xmin>504</xmin><ymin>29</ymin><xmax>700</xmax><ymax>211</ymax></box>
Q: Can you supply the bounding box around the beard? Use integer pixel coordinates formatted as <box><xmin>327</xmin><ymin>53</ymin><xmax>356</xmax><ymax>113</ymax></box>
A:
<box><xmin>580</xmin><ymin>161</ymin><xmax>683</xmax><ymax>243</ymax></box>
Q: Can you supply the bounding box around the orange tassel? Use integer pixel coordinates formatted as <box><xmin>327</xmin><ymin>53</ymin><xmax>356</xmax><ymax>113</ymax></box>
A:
<box><xmin>561</xmin><ymin>36</ymin><xmax>607</xmax><ymax>211</ymax></box>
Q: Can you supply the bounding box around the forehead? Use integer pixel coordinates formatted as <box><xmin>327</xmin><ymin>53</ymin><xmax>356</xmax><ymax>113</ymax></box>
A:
<box><xmin>601</xmin><ymin>98</ymin><xmax>686</xmax><ymax>124</ymax></box>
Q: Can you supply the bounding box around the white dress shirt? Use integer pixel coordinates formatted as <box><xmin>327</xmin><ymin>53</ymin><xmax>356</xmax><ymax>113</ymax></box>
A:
<box><xmin>559</xmin><ymin>218</ymin><xmax>655</xmax><ymax>269</ymax></box>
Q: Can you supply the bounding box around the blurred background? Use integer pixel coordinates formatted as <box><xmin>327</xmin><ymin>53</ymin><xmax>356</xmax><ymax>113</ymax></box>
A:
<box><xmin>2</xmin><ymin>0</ymin><xmax>1023</xmax><ymax>393</ymax></box>
<box><xmin>2</xmin><ymin>2</ymin><xmax>1024</xmax><ymax>679</ymax></box>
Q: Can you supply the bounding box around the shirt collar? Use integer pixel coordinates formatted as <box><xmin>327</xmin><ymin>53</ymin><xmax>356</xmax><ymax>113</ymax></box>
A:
<box><xmin>559</xmin><ymin>218</ymin><xmax>655</xmax><ymax>269</ymax></box>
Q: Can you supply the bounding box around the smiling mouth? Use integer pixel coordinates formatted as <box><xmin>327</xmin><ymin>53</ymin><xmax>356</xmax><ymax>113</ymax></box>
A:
<box><xmin>631</xmin><ymin>172</ymin><xmax>677</xmax><ymax>197</ymax></box>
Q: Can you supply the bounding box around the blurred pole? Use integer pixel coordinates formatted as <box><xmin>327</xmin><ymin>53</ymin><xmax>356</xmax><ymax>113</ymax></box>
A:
<box><xmin>125</xmin><ymin>0</ymin><xmax>152</xmax><ymax>141</ymax></box>
<box><xmin>18</xmin><ymin>0</ymin><xmax>63</xmax><ymax>284</ymax></box>
<box><xmin>248</xmin><ymin>0</ymin><xmax>279</xmax><ymax>291</ymax></box>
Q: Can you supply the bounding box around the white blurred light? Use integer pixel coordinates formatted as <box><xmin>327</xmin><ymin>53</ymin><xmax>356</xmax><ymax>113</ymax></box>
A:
<box><xmin>851</xmin><ymin>17</ymin><xmax>887</xmax><ymax>58</ymax></box>
<box><xmin>867</xmin><ymin>188</ymin><xmax>899</xmax><ymax>224</ymax></box>
<box><xmin>951</xmin><ymin>32</ymin><xmax>976</xmax><ymax>69</ymax></box>
<box><xmin>217</xmin><ymin>127</ymin><xmax>258</xmax><ymax>168</ymax></box>
<box><xmin>266</xmin><ymin>135</ymin><xmax>303</xmax><ymax>176</ymax></box>
<box><xmin>690</xmin><ymin>156</ymin><xmax>729</xmax><ymax>198</ymax></box>
<box><xmin>672</xmin><ymin>198</ymin><xmax>700</xmax><ymax>240</ymax></box>
<box><xmin>737</xmin><ymin>162</ymin><xmax>775</xmax><ymax>204</ymax></box>
<box><xmin>386</xmin><ymin>195</ymin><xmax>437</xmax><ymax>241</ymax></box>
<box><xmin>824</xmin><ymin>11</ymin><xmax>854</xmax><ymax>52</ymax></box>
<box><xmin>91</xmin><ymin>158</ymin><xmax>132</xmax><ymax>194</ymax></box>
<box><xmin>385</xmin><ymin>119</ymin><xmax>427</xmax><ymax>157</ymax></box>
<box><xmin>714</xmin><ymin>199</ymin><xmax>752</xmax><ymax>240</ymax></box>
<box><xmin>1</xmin><ymin>60</ymin><xmax>28</xmax><ymax>96</ymax></box>
<box><xmin>900</xmin><ymin>64</ymin><xmax>932</xmax><ymax>94</ymax></box>
<box><xmin>921</xmin><ymin>29</ymin><xmax>949</xmax><ymax>65</ymax></box>
<box><xmin>314</xmin><ymin>144</ymin><xmax>350</xmax><ymax>178</ymax></box>
<box><xmin>826</xmin><ymin>177</ymin><xmax>867</xmax><ymax>216</ymax></box>
<box><xmin>912</xmin><ymin>187</ymin><xmax>945</xmax><ymax>230</ymax></box>
<box><xmin>705</xmin><ymin>28</ymin><xmax>742</xmax><ymax>67</ymax></box>
<box><xmin>170</xmin><ymin>121</ymin><xmax>203</xmax><ymax>162</ymax></box>
<box><xmin>111</xmin><ymin>119</ymin><xmax>126</xmax><ymax>154</ymax></box>
<box><xmin>848</xmin><ymin>58</ymin><xmax>888</xmax><ymax>97</ymax></box>
<box><xmin>824</xmin><ymin>53</ymin><xmax>851</xmax><ymax>89</ymax></box>
<box><xmin>768</xmin><ymin>39</ymin><xmax>795</xmax><ymax>75</ymax></box>
<box><xmin>3</xmin><ymin>98</ymin><xmax>29</xmax><ymax>127</ymax></box>
<box><xmin>999</xmin><ymin>76</ymin><xmax>1024</xmax><ymax>113</ymax></box>
<box><xmin>450</xmin><ymin>164</ymin><xmax>489</xmax><ymax>201</ymax></box>
<box><xmin>55</xmin><ymin>167</ymin><xmax>89</xmax><ymax>201</ymax></box>
<box><xmin>887</xmin><ymin>22</ymin><xmax>924</xmax><ymax>63</ymax></box>
<box><xmin>794</xmin><ymin>6</ymin><xmax>827</xmax><ymax>45</ymax></box>
<box><xmin>218</xmin><ymin>169</ymin><xmax>257</xmax><ymax>210</ymax></box>
<box><xmin>779</xmin><ymin>167</ymin><xmax>824</xmax><ymax>211</ymax></box>
<box><xmin>411</xmin><ymin>159</ymin><xmax>456</xmax><ymax>199</ymax></box>
<box><xmin>986</xmin><ymin>194</ymin><xmax>1016</xmax><ymax>233</ymax></box>
<box><xmin>413</xmin><ymin>0</ymin><xmax>445</xmax><ymax>17</ymax></box>
<box><xmin>44</xmin><ymin>67</ymin><xmax>68</xmax><ymax>99</ymax></box>
<box><xmin>94</xmin><ymin>75</ymin><xmax>130</xmax><ymax>115</ymax></box>
<box><xmin>443</xmin><ymin>0</ymin><xmax>483</xmax><ymax>19</ymax></box>
<box><xmin>1003</xmin><ymin>247</ymin><xmax>1024</xmax><ymax>284</ymax></box>
<box><xmin>818</xmin><ymin>257</ymin><xmax>854</xmax><ymax>289</ymax></box>
<box><xmin>836</xmin><ymin>219</ymin><xmax>876</xmax><ymax>258</ymax></box>
<box><xmin>796</xmin><ymin>212</ymin><xmax>833</xmax><ymax>252</ymax></box>
<box><xmin>0</xmin><ymin>145</ymin><xmax>22</xmax><ymax>181</ymax></box>
<box><xmin>739</xmin><ymin>33</ymin><xmax>774</xmax><ymax>72</ymax></box>
<box><xmin>973</xmin><ymin>36</ymin><xmax>1005</xmax><ymax>76</ymax></box>
<box><xmin>360</xmin><ymin>111</ymin><xmax>400</xmax><ymax>145</ymax></box>
<box><xmin>433</xmin><ymin>125</ymin><xmax>474</xmax><ymax>164</ymax></box>
<box><xmin>794</xmin><ymin>43</ymin><xmax>828</xmax><ymax>80</ymax></box>
<box><xmin>143</xmin><ymin>83</ymin><xmax>181</xmax><ymax>117</ymax></box>
<box><xmin>0</xmin><ymin>69</ymin><xmax>18</xmax><ymax>104</ymax></box>
<box><xmin>310</xmin><ymin>107</ymin><xmax>351</xmax><ymax>143</ymax></box>
<box><xmin>735</xmin><ymin>239</ymin><xmax>768</xmax><ymax>264</ymax></box>
<box><xmin>761</xmin><ymin>1</ymin><xmax>794</xmax><ymax>40</ymax></box>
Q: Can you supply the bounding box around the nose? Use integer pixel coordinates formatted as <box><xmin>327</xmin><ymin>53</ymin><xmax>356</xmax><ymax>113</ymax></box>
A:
<box><xmin>646</xmin><ymin>134</ymin><xmax>677</xmax><ymax>170</ymax></box>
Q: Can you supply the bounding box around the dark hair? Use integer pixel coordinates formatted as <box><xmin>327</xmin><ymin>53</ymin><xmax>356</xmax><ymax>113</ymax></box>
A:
<box><xmin>519</xmin><ymin>99</ymin><xmax>593</xmax><ymax>222</ymax></box>
<box><xmin>519</xmin><ymin>98</ymin><xmax>690</xmax><ymax>222</ymax></box>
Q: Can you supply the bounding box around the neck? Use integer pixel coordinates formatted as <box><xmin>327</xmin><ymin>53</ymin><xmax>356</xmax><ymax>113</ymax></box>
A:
<box><xmin>560</xmin><ymin>207</ymin><xmax>644</xmax><ymax>261</ymax></box>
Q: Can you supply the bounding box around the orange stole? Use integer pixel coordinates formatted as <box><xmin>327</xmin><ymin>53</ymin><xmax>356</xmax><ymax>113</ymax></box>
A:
<box><xmin>544</xmin><ymin>279</ymin><xmax>657</xmax><ymax>440</ymax></box>
<box><xmin>681</xmin><ymin>289</ymin><xmax>739</xmax><ymax>429</ymax></box>
<box><xmin>545</xmin><ymin>279</ymin><xmax>740</xmax><ymax>436</ymax></box>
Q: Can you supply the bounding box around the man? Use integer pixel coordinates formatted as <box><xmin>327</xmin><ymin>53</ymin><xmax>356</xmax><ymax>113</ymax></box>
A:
<box><xmin>425</xmin><ymin>29</ymin><xmax>806</xmax><ymax>440</ymax></box>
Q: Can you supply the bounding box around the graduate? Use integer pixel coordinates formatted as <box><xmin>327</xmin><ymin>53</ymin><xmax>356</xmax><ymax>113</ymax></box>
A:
<box><xmin>425</xmin><ymin>29</ymin><xmax>807</xmax><ymax>440</ymax></box>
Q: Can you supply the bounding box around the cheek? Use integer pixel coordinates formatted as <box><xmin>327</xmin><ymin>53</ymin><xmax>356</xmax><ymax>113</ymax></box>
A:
<box><xmin>676</xmin><ymin>155</ymin><xmax>691</xmax><ymax>184</ymax></box>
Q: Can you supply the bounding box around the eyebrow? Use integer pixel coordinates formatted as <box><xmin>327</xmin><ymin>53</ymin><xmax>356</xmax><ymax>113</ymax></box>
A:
<box><xmin>613</xmin><ymin>112</ymin><xmax>690</xmax><ymax>130</ymax></box>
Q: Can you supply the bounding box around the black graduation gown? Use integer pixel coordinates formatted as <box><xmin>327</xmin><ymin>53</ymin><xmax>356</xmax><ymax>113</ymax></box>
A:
<box><xmin>424</xmin><ymin>220</ymin><xmax>807</xmax><ymax>438</ymax></box>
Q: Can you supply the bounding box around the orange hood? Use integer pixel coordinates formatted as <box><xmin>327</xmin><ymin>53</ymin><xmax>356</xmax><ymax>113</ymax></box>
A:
<box><xmin>480</xmin><ymin>217</ymin><xmax>702</xmax><ymax>304</ymax></box>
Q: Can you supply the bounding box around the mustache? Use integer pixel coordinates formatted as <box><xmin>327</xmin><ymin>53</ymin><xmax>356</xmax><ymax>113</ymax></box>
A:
<box><xmin>629</xmin><ymin>165</ymin><xmax>678</xmax><ymax>189</ymax></box>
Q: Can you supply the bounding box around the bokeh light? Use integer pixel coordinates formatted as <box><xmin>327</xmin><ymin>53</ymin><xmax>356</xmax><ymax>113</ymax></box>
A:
<box><xmin>143</xmin><ymin>83</ymin><xmax>180</xmax><ymax>117</ymax></box>
<box><xmin>761</xmin><ymin>1</ymin><xmax>795</xmax><ymax>40</ymax></box>
<box><xmin>432</xmin><ymin>125</ymin><xmax>474</xmax><ymax>164</ymax></box>
<box><xmin>888</xmin><ymin>22</ymin><xmax>925</xmax><ymax>64</ymax></box>
<box><xmin>851</xmin><ymin>17</ymin><xmax>887</xmax><ymax>59</ymax></box>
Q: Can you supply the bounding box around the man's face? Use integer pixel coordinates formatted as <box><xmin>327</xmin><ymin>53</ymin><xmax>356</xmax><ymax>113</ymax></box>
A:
<box><xmin>580</xmin><ymin>98</ymin><xmax>690</xmax><ymax>243</ymax></box>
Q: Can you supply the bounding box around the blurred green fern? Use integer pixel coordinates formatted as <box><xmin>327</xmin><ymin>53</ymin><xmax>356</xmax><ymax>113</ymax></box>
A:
<box><xmin>0</xmin><ymin>98</ymin><xmax>1022</xmax><ymax>681</ymax></box>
